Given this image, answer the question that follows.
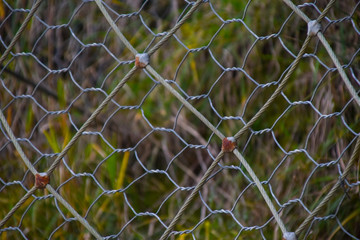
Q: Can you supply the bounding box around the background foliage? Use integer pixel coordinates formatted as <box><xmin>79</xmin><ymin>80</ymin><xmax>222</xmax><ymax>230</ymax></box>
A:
<box><xmin>1</xmin><ymin>0</ymin><xmax>360</xmax><ymax>239</ymax></box>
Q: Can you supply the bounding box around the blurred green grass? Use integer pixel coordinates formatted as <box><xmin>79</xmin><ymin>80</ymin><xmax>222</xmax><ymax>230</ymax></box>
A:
<box><xmin>1</xmin><ymin>0</ymin><xmax>360</xmax><ymax>239</ymax></box>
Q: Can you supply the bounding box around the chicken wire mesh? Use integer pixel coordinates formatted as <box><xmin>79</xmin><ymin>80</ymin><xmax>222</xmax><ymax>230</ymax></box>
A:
<box><xmin>1</xmin><ymin>0</ymin><xmax>360</xmax><ymax>239</ymax></box>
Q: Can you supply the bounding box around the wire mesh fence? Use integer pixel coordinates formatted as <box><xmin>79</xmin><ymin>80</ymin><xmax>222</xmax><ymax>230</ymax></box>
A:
<box><xmin>1</xmin><ymin>0</ymin><xmax>360</xmax><ymax>239</ymax></box>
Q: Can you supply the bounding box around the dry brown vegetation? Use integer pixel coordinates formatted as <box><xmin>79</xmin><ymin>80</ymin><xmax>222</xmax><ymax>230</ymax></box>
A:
<box><xmin>0</xmin><ymin>0</ymin><xmax>360</xmax><ymax>239</ymax></box>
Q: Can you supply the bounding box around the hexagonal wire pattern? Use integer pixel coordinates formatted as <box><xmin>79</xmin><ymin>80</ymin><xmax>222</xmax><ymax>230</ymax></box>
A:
<box><xmin>1</xmin><ymin>0</ymin><xmax>360</xmax><ymax>239</ymax></box>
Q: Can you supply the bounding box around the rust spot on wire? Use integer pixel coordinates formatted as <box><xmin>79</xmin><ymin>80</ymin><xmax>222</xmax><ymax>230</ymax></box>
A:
<box><xmin>135</xmin><ymin>53</ymin><xmax>149</xmax><ymax>68</ymax></box>
<box><xmin>35</xmin><ymin>173</ymin><xmax>49</xmax><ymax>189</ymax></box>
<box><xmin>222</xmin><ymin>137</ymin><xmax>237</xmax><ymax>152</ymax></box>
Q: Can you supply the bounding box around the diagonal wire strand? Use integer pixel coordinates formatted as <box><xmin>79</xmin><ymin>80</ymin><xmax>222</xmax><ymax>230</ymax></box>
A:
<box><xmin>295</xmin><ymin>135</ymin><xmax>360</xmax><ymax>236</ymax></box>
<box><xmin>278</xmin><ymin>0</ymin><xmax>360</xmax><ymax>237</ymax></box>
<box><xmin>0</xmin><ymin>102</ymin><xmax>38</xmax><ymax>175</ymax></box>
<box><xmin>94</xmin><ymin>0</ymin><xmax>138</xmax><ymax>55</ymax></box>
<box><xmin>46</xmin><ymin>66</ymin><xmax>138</xmax><ymax>176</ymax></box>
<box><xmin>146</xmin><ymin>1</ymin><xmax>204</xmax><ymax>56</ymax></box>
<box><xmin>158</xmin><ymin>151</ymin><xmax>224</xmax><ymax>240</ymax></box>
<box><xmin>0</xmin><ymin>0</ymin><xmax>44</xmax><ymax>66</ymax></box>
<box><xmin>46</xmin><ymin>185</ymin><xmax>103</xmax><ymax>239</ymax></box>
<box><xmin>157</xmin><ymin>1</ymin><xmax>339</xmax><ymax>238</ymax></box>
<box><xmin>281</xmin><ymin>0</ymin><xmax>360</xmax><ymax>107</ymax></box>
<box><xmin>234</xmin><ymin>35</ymin><xmax>311</xmax><ymax>140</ymax></box>
<box><xmin>234</xmin><ymin>0</ymin><xmax>338</xmax><ymax>141</ymax></box>
<box><xmin>0</xmin><ymin>0</ymin><xmax>108</xmax><ymax>233</ymax></box>
<box><xmin>0</xmin><ymin>96</ymin><xmax>103</xmax><ymax>238</ymax></box>
<box><xmin>0</xmin><ymin>186</ymin><xmax>37</xmax><ymax>229</ymax></box>
<box><xmin>147</xmin><ymin>64</ymin><xmax>290</xmax><ymax>236</ymax></box>
<box><xmin>1</xmin><ymin>0</ymin><xmax>356</xmax><ymax>239</ymax></box>
<box><xmin>94</xmin><ymin>0</ymin><xmax>290</xmax><ymax>236</ymax></box>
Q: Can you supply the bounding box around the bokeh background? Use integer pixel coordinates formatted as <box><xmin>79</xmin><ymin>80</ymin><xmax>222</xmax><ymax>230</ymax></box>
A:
<box><xmin>1</xmin><ymin>0</ymin><xmax>360</xmax><ymax>239</ymax></box>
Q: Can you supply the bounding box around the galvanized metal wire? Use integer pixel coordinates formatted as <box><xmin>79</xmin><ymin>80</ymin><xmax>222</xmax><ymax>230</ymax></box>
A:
<box><xmin>1</xmin><ymin>0</ymin><xmax>360</xmax><ymax>239</ymax></box>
